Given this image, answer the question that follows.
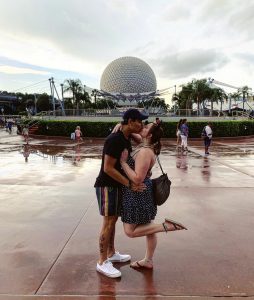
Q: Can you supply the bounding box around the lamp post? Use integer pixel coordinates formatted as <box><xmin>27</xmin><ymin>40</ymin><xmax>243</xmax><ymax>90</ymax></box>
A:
<box><xmin>34</xmin><ymin>94</ymin><xmax>37</xmax><ymax>114</ymax></box>
<box><xmin>60</xmin><ymin>83</ymin><xmax>64</xmax><ymax>110</ymax></box>
<box><xmin>228</xmin><ymin>93</ymin><xmax>232</xmax><ymax>115</ymax></box>
<box><xmin>173</xmin><ymin>85</ymin><xmax>176</xmax><ymax>114</ymax></box>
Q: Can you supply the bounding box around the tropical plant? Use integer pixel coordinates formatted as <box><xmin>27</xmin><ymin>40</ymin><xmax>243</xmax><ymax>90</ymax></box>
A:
<box><xmin>209</xmin><ymin>87</ymin><xmax>227</xmax><ymax>115</ymax></box>
<box><xmin>191</xmin><ymin>79</ymin><xmax>211</xmax><ymax>114</ymax></box>
<box><xmin>63</xmin><ymin>79</ymin><xmax>84</xmax><ymax>110</ymax></box>
<box><xmin>239</xmin><ymin>85</ymin><xmax>252</xmax><ymax>110</ymax></box>
<box><xmin>36</xmin><ymin>93</ymin><xmax>51</xmax><ymax>111</ymax></box>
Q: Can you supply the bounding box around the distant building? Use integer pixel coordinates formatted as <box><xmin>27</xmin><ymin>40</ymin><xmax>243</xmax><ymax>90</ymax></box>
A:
<box><xmin>0</xmin><ymin>93</ymin><xmax>19</xmax><ymax>114</ymax></box>
<box><xmin>99</xmin><ymin>56</ymin><xmax>158</xmax><ymax>106</ymax></box>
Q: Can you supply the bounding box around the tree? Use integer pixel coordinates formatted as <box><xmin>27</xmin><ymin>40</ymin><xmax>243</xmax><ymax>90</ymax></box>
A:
<box><xmin>63</xmin><ymin>79</ymin><xmax>83</xmax><ymax>110</ymax></box>
<box><xmin>175</xmin><ymin>82</ymin><xmax>195</xmax><ymax>110</ymax></box>
<box><xmin>95</xmin><ymin>99</ymin><xmax>115</xmax><ymax>109</ymax></box>
<box><xmin>138</xmin><ymin>97</ymin><xmax>168</xmax><ymax>111</ymax></box>
<box><xmin>191</xmin><ymin>79</ymin><xmax>211</xmax><ymax>114</ymax></box>
<box><xmin>15</xmin><ymin>93</ymin><xmax>35</xmax><ymax>113</ymax></box>
<box><xmin>240</xmin><ymin>85</ymin><xmax>251</xmax><ymax>111</ymax></box>
<box><xmin>75</xmin><ymin>86</ymin><xmax>91</xmax><ymax>109</ymax></box>
<box><xmin>209</xmin><ymin>87</ymin><xmax>226</xmax><ymax>115</ymax></box>
<box><xmin>174</xmin><ymin>78</ymin><xmax>227</xmax><ymax>115</ymax></box>
<box><xmin>36</xmin><ymin>93</ymin><xmax>51</xmax><ymax>111</ymax></box>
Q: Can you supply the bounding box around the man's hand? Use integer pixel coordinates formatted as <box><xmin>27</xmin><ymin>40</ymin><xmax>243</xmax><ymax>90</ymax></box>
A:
<box><xmin>147</xmin><ymin>170</ymin><xmax>152</xmax><ymax>178</ymax></box>
<box><xmin>130</xmin><ymin>182</ymin><xmax>146</xmax><ymax>192</ymax></box>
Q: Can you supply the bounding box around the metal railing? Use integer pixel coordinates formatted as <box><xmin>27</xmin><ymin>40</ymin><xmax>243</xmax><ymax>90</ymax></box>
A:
<box><xmin>33</xmin><ymin>108</ymin><xmax>254</xmax><ymax>120</ymax></box>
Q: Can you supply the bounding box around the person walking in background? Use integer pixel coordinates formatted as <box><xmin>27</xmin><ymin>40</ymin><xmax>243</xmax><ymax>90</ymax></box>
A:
<box><xmin>180</xmin><ymin>119</ymin><xmax>189</xmax><ymax>152</ymax></box>
<box><xmin>120</xmin><ymin>122</ymin><xmax>187</xmax><ymax>270</ymax></box>
<box><xmin>202</xmin><ymin>122</ymin><xmax>213</xmax><ymax>155</ymax></box>
<box><xmin>176</xmin><ymin>119</ymin><xmax>182</xmax><ymax>148</ymax></box>
<box><xmin>6</xmin><ymin>119</ymin><xmax>13</xmax><ymax>133</ymax></box>
<box><xmin>94</xmin><ymin>109</ymin><xmax>148</xmax><ymax>278</ymax></box>
<box><xmin>22</xmin><ymin>143</ymin><xmax>30</xmax><ymax>163</ymax></box>
<box><xmin>75</xmin><ymin>126</ymin><xmax>83</xmax><ymax>142</ymax></box>
<box><xmin>22</xmin><ymin>125</ymin><xmax>29</xmax><ymax>144</ymax></box>
<box><xmin>155</xmin><ymin>117</ymin><xmax>161</xmax><ymax>125</ymax></box>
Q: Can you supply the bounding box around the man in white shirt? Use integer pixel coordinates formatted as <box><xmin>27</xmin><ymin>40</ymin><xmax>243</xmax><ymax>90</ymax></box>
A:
<box><xmin>202</xmin><ymin>123</ymin><xmax>213</xmax><ymax>155</ymax></box>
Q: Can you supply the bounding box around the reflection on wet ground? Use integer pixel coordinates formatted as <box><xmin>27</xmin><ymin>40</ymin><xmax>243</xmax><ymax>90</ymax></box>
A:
<box><xmin>0</xmin><ymin>129</ymin><xmax>254</xmax><ymax>298</ymax></box>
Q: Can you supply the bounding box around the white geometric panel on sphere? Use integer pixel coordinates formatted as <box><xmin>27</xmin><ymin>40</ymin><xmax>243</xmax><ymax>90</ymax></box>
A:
<box><xmin>100</xmin><ymin>56</ymin><xmax>157</xmax><ymax>94</ymax></box>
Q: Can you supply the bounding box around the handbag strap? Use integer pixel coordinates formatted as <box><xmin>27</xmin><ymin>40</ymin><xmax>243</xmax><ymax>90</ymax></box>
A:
<box><xmin>156</xmin><ymin>156</ymin><xmax>165</xmax><ymax>175</ymax></box>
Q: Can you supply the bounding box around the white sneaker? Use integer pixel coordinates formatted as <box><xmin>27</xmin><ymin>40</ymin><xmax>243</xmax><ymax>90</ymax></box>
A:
<box><xmin>107</xmin><ymin>251</ymin><xmax>131</xmax><ymax>263</ymax></box>
<box><xmin>96</xmin><ymin>260</ymin><xmax>121</xmax><ymax>278</ymax></box>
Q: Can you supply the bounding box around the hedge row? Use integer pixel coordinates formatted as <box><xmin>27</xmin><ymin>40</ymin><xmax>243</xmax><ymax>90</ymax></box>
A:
<box><xmin>30</xmin><ymin>120</ymin><xmax>254</xmax><ymax>138</ymax></box>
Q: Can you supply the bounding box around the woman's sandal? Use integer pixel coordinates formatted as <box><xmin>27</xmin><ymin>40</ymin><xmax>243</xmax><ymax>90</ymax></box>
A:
<box><xmin>130</xmin><ymin>260</ymin><xmax>153</xmax><ymax>270</ymax></box>
<box><xmin>163</xmin><ymin>218</ymin><xmax>187</xmax><ymax>232</ymax></box>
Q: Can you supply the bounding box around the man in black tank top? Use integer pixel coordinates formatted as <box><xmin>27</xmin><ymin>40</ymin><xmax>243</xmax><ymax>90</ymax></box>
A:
<box><xmin>95</xmin><ymin>109</ymin><xmax>148</xmax><ymax>278</ymax></box>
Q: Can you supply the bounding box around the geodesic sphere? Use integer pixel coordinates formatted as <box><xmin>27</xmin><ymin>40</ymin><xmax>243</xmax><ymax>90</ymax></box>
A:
<box><xmin>100</xmin><ymin>56</ymin><xmax>157</xmax><ymax>94</ymax></box>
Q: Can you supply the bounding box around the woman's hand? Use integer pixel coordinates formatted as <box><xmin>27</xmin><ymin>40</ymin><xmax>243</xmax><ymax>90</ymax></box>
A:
<box><xmin>112</xmin><ymin>123</ymin><xmax>122</xmax><ymax>133</ymax></box>
<box><xmin>130</xmin><ymin>182</ymin><xmax>146</xmax><ymax>192</ymax></box>
<box><xmin>120</xmin><ymin>149</ymin><xmax>128</xmax><ymax>163</ymax></box>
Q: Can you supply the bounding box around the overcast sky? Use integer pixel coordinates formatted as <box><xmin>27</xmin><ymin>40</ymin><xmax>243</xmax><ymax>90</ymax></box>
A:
<box><xmin>0</xmin><ymin>0</ymin><xmax>253</xmax><ymax>102</ymax></box>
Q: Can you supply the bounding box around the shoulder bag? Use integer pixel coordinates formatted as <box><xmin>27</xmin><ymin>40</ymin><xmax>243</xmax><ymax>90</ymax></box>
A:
<box><xmin>152</xmin><ymin>156</ymin><xmax>171</xmax><ymax>206</ymax></box>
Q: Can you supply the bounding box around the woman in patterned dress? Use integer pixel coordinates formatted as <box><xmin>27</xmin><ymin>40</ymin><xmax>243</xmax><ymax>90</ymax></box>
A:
<box><xmin>120</xmin><ymin>123</ymin><xmax>187</xmax><ymax>269</ymax></box>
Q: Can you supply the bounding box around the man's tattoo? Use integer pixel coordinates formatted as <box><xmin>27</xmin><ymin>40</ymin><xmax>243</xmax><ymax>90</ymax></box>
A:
<box><xmin>99</xmin><ymin>235</ymin><xmax>105</xmax><ymax>254</ymax></box>
<box><xmin>108</xmin><ymin>230</ymin><xmax>115</xmax><ymax>252</ymax></box>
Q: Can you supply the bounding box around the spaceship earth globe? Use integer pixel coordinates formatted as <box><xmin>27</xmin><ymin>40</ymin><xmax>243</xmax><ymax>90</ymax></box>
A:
<box><xmin>100</xmin><ymin>56</ymin><xmax>157</xmax><ymax>94</ymax></box>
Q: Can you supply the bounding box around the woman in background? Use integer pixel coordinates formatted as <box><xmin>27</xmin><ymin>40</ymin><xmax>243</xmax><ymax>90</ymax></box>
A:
<box><xmin>176</xmin><ymin>119</ymin><xmax>182</xmax><ymax>148</ymax></box>
<box><xmin>180</xmin><ymin>119</ymin><xmax>189</xmax><ymax>152</ymax></box>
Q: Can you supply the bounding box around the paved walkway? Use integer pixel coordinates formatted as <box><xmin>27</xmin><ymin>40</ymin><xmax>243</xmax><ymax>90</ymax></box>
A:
<box><xmin>0</xmin><ymin>129</ymin><xmax>254</xmax><ymax>299</ymax></box>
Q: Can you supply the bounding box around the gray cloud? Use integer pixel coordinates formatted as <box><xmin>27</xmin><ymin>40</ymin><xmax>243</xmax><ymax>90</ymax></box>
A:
<box><xmin>0</xmin><ymin>0</ymin><xmax>253</xmax><ymax>92</ymax></box>
<box><xmin>153</xmin><ymin>49</ymin><xmax>229</xmax><ymax>79</ymax></box>
<box><xmin>228</xmin><ymin>3</ymin><xmax>254</xmax><ymax>39</ymax></box>
<box><xmin>162</xmin><ymin>2</ymin><xmax>190</xmax><ymax>22</ymax></box>
<box><xmin>235</xmin><ymin>53</ymin><xmax>254</xmax><ymax>63</ymax></box>
<box><xmin>198</xmin><ymin>0</ymin><xmax>254</xmax><ymax>39</ymax></box>
<box><xmin>0</xmin><ymin>0</ymin><xmax>149</xmax><ymax>65</ymax></box>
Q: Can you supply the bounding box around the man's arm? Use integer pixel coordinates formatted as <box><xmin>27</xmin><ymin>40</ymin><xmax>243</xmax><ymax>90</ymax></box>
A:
<box><xmin>104</xmin><ymin>154</ymin><xmax>129</xmax><ymax>187</ymax></box>
<box><xmin>104</xmin><ymin>154</ymin><xmax>146</xmax><ymax>192</ymax></box>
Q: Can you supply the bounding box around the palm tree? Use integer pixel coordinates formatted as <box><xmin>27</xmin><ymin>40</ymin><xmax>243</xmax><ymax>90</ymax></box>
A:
<box><xmin>231</xmin><ymin>91</ymin><xmax>241</xmax><ymax>104</ymax></box>
<box><xmin>176</xmin><ymin>83</ymin><xmax>195</xmax><ymax>111</ymax></box>
<box><xmin>177</xmin><ymin>79</ymin><xmax>211</xmax><ymax>115</ymax></box>
<box><xmin>191</xmin><ymin>79</ymin><xmax>211</xmax><ymax>115</ymax></box>
<box><xmin>240</xmin><ymin>86</ymin><xmax>251</xmax><ymax>111</ymax></box>
<box><xmin>63</xmin><ymin>79</ymin><xmax>83</xmax><ymax>110</ymax></box>
<box><xmin>209</xmin><ymin>88</ymin><xmax>223</xmax><ymax>116</ymax></box>
<box><xmin>213</xmin><ymin>88</ymin><xmax>226</xmax><ymax>114</ymax></box>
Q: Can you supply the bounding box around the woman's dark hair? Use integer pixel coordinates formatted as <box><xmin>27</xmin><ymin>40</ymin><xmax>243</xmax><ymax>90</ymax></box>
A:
<box><xmin>177</xmin><ymin>119</ymin><xmax>182</xmax><ymax>130</ymax></box>
<box><xmin>148</xmin><ymin>124</ymin><xmax>163</xmax><ymax>155</ymax></box>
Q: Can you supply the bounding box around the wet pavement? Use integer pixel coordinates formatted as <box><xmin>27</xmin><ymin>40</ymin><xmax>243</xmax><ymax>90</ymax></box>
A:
<box><xmin>0</xmin><ymin>129</ymin><xmax>254</xmax><ymax>299</ymax></box>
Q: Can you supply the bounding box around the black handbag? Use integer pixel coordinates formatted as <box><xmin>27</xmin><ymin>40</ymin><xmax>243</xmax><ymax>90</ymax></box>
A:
<box><xmin>152</xmin><ymin>156</ymin><xmax>171</xmax><ymax>206</ymax></box>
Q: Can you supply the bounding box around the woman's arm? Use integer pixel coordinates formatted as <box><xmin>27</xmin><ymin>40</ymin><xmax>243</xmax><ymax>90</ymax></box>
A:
<box><xmin>112</xmin><ymin>122</ymin><xmax>143</xmax><ymax>144</ymax></box>
<box><xmin>121</xmin><ymin>148</ymin><xmax>154</xmax><ymax>184</ymax></box>
<box><xmin>131</xmin><ymin>133</ymin><xmax>142</xmax><ymax>144</ymax></box>
<box><xmin>112</xmin><ymin>123</ymin><xmax>122</xmax><ymax>133</ymax></box>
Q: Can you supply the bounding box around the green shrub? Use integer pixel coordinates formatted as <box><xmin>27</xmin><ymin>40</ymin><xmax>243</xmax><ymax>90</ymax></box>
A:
<box><xmin>34</xmin><ymin>120</ymin><xmax>254</xmax><ymax>138</ymax></box>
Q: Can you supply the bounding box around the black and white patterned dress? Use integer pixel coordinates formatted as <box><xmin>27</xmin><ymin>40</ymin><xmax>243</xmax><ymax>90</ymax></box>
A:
<box><xmin>121</xmin><ymin>156</ymin><xmax>157</xmax><ymax>224</ymax></box>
